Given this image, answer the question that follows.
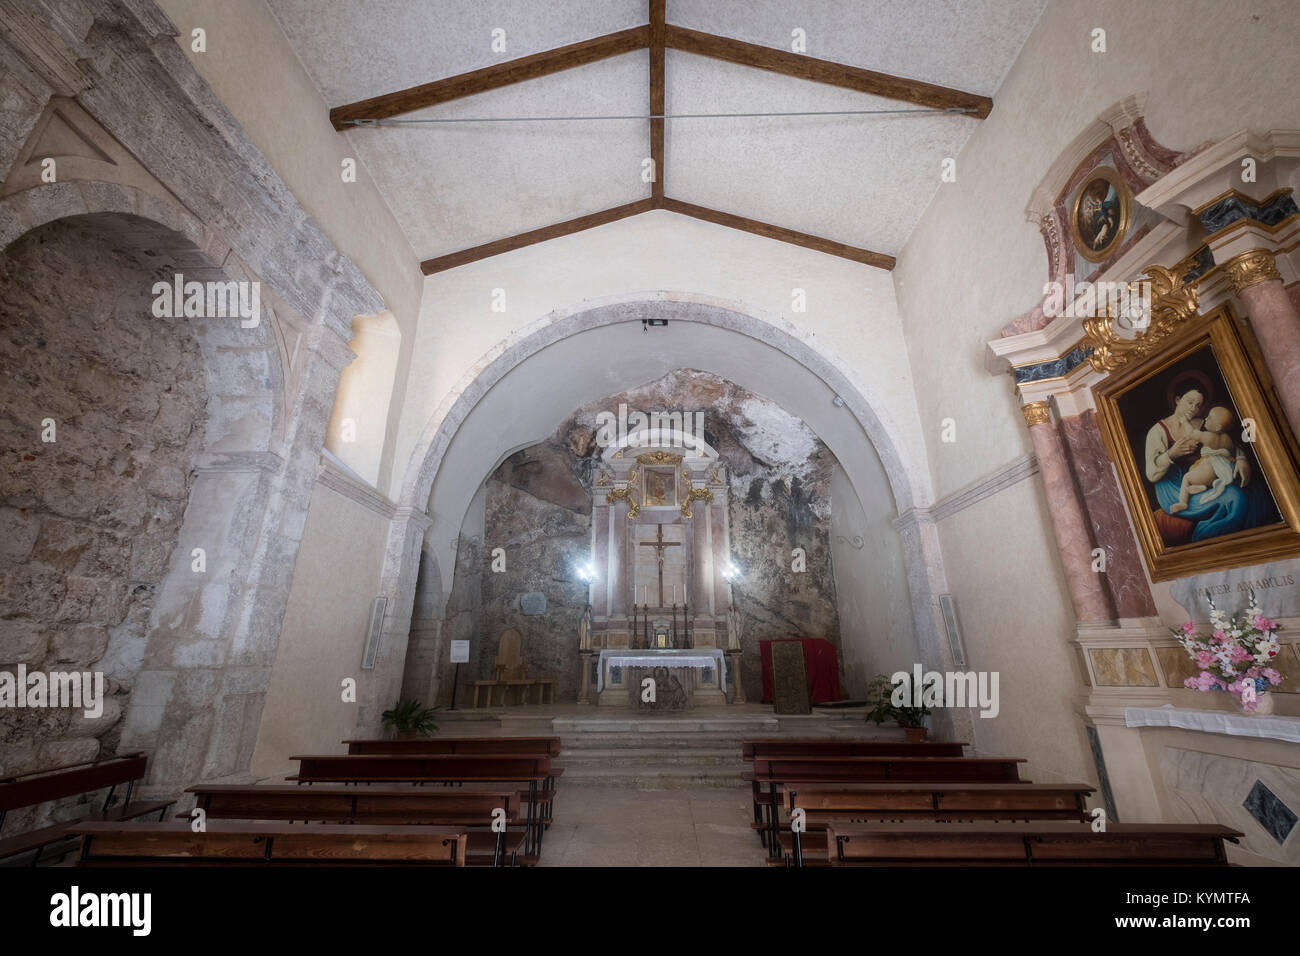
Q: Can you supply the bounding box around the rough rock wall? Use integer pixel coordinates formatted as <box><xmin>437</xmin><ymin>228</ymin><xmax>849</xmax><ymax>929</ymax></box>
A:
<box><xmin>462</xmin><ymin>370</ymin><xmax>840</xmax><ymax>702</ymax></box>
<box><xmin>0</xmin><ymin>218</ymin><xmax>207</xmax><ymax>802</ymax></box>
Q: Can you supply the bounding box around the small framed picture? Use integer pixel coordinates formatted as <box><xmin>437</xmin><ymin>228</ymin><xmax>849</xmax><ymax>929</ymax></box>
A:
<box><xmin>1069</xmin><ymin>165</ymin><xmax>1131</xmax><ymax>263</ymax></box>
<box><xmin>1093</xmin><ymin>304</ymin><xmax>1300</xmax><ymax>580</ymax></box>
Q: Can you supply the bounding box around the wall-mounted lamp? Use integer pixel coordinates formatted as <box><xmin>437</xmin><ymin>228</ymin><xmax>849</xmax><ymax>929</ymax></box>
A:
<box><xmin>577</xmin><ymin>562</ymin><xmax>596</xmax><ymax>583</ymax></box>
<box><xmin>721</xmin><ymin>563</ymin><xmax>741</xmax><ymax>582</ymax></box>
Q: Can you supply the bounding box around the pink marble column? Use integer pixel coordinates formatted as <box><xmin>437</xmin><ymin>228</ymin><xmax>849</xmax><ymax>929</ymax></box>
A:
<box><xmin>1225</xmin><ymin>250</ymin><xmax>1300</xmax><ymax>440</ymax></box>
<box><xmin>591</xmin><ymin>503</ymin><xmax>609</xmax><ymax>619</ymax></box>
<box><xmin>1023</xmin><ymin>401</ymin><xmax>1116</xmax><ymax>623</ymax></box>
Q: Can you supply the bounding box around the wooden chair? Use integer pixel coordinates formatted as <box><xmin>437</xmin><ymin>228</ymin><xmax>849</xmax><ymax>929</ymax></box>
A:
<box><xmin>495</xmin><ymin>629</ymin><xmax>536</xmax><ymax>705</ymax></box>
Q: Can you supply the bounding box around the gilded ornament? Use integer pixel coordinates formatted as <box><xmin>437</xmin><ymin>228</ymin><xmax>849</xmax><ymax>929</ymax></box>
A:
<box><xmin>1223</xmin><ymin>249</ymin><xmax>1281</xmax><ymax>295</ymax></box>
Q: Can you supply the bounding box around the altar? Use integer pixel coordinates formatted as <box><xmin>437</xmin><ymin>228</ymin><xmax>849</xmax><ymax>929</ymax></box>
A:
<box><xmin>576</xmin><ymin>443</ymin><xmax>746</xmax><ymax>708</ymax></box>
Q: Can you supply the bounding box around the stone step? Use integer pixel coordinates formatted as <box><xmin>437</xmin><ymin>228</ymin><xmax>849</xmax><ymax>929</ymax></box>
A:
<box><xmin>557</xmin><ymin>764</ymin><xmax>749</xmax><ymax>789</ymax></box>
<box><xmin>555</xmin><ymin>749</ymin><xmax>741</xmax><ymax>768</ymax></box>
<box><xmin>552</xmin><ymin>717</ymin><xmax>781</xmax><ymax>734</ymax></box>
<box><xmin>558</xmin><ymin>732</ymin><xmax>762</xmax><ymax>749</ymax></box>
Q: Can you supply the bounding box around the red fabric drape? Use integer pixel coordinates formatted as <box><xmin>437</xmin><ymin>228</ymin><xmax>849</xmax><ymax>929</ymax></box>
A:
<box><xmin>759</xmin><ymin>639</ymin><xmax>843</xmax><ymax>704</ymax></box>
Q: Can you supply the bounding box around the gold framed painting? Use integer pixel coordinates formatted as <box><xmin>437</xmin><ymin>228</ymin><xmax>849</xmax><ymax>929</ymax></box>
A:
<box><xmin>641</xmin><ymin>467</ymin><xmax>677</xmax><ymax>508</ymax></box>
<box><xmin>1069</xmin><ymin>165</ymin><xmax>1131</xmax><ymax>263</ymax></box>
<box><xmin>1094</xmin><ymin>304</ymin><xmax>1300</xmax><ymax>581</ymax></box>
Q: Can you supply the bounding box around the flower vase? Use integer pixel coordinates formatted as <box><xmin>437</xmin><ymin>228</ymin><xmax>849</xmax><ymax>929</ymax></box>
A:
<box><xmin>903</xmin><ymin>727</ymin><xmax>928</xmax><ymax>743</ymax></box>
<box><xmin>1245</xmin><ymin>691</ymin><xmax>1274</xmax><ymax>717</ymax></box>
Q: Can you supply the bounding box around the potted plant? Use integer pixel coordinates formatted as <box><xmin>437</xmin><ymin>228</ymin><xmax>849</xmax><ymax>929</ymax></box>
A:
<box><xmin>865</xmin><ymin>673</ymin><xmax>931</xmax><ymax>742</ymax></box>
<box><xmin>381</xmin><ymin>698</ymin><xmax>440</xmax><ymax>738</ymax></box>
<box><xmin>1174</xmin><ymin>591</ymin><xmax>1284</xmax><ymax>715</ymax></box>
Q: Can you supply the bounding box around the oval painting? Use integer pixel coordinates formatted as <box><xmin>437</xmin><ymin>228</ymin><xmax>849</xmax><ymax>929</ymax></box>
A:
<box><xmin>1070</xmin><ymin>166</ymin><xmax>1131</xmax><ymax>263</ymax></box>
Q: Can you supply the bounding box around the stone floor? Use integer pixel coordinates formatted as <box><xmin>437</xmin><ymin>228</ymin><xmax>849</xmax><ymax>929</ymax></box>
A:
<box><xmin>536</xmin><ymin>785</ymin><xmax>767</xmax><ymax>867</ymax></box>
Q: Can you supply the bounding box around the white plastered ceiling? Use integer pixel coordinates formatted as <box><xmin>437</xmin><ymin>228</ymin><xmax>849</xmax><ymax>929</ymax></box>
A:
<box><xmin>266</xmin><ymin>0</ymin><xmax>1048</xmax><ymax>260</ymax></box>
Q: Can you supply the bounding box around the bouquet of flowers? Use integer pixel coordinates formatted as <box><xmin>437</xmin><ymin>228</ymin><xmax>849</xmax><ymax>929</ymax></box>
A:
<box><xmin>1174</xmin><ymin>591</ymin><xmax>1284</xmax><ymax>713</ymax></box>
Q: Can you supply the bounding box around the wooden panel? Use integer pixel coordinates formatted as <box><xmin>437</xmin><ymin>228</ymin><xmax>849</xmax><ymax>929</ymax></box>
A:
<box><xmin>344</xmin><ymin>737</ymin><xmax>561</xmax><ymax>756</ymax></box>
<box><xmin>0</xmin><ymin>755</ymin><xmax>146</xmax><ymax>811</ymax></box>
<box><xmin>74</xmin><ymin>822</ymin><xmax>466</xmax><ymax>866</ymax></box>
<box><xmin>292</xmin><ymin>754</ymin><xmax>551</xmax><ymax>782</ymax></box>
<box><xmin>744</xmin><ymin>740</ymin><xmax>965</xmax><ymax>759</ymax></box>
<box><xmin>754</xmin><ymin>756</ymin><xmax>1023</xmax><ymax>783</ymax></box>
<box><xmin>330</xmin><ymin>27</ymin><xmax>651</xmax><ymax>129</ymax></box>
<box><xmin>663</xmin><ymin>25</ymin><xmax>992</xmax><ymax>119</ymax></box>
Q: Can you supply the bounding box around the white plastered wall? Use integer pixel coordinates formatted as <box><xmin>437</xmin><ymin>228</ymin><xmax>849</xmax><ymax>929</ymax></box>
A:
<box><xmin>398</xmin><ymin>209</ymin><xmax>929</xmax><ymax>507</ymax></box>
<box><xmin>893</xmin><ymin>0</ymin><xmax>1300</xmax><ymax>783</ymax></box>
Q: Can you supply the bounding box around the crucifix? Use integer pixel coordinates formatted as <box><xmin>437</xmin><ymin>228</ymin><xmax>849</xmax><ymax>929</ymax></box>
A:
<box><xmin>638</xmin><ymin>523</ymin><xmax>681</xmax><ymax>608</ymax></box>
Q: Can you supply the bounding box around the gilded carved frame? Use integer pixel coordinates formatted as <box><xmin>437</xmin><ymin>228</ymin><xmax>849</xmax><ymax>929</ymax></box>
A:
<box><xmin>1094</xmin><ymin>303</ymin><xmax>1300</xmax><ymax>581</ymax></box>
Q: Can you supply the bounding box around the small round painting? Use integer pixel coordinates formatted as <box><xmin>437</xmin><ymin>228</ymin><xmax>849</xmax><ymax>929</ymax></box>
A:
<box><xmin>1070</xmin><ymin>166</ymin><xmax>1131</xmax><ymax>263</ymax></box>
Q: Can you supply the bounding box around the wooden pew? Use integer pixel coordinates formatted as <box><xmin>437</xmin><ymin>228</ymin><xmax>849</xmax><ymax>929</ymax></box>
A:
<box><xmin>288</xmin><ymin>754</ymin><xmax>555</xmax><ymax>860</ymax></box>
<box><xmin>0</xmin><ymin>753</ymin><xmax>173</xmax><ymax>865</ymax></box>
<box><xmin>749</xmin><ymin>755</ymin><xmax>1027</xmax><ymax>856</ymax></box>
<box><xmin>342</xmin><ymin>739</ymin><xmax>564</xmax><ymax>831</ymax></box>
<box><xmin>344</xmin><ymin>737</ymin><xmax>562</xmax><ymax>756</ymax></box>
<box><xmin>826</xmin><ymin>821</ymin><xmax>1242</xmax><ymax>866</ymax></box>
<box><xmin>740</xmin><ymin>740</ymin><xmax>967</xmax><ymax>846</ymax></box>
<box><xmin>71</xmin><ymin>820</ymin><xmax>468</xmax><ymax>866</ymax></box>
<box><xmin>778</xmin><ymin>782</ymin><xmax>1094</xmax><ymax>866</ymax></box>
<box><xmin>189</xmin><ymin>785</ymin><xmax>526</xmax><ymax>866</ymax></box>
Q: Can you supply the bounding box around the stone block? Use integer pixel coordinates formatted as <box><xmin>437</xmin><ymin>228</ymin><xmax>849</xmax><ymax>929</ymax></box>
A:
<box><xmin>0</xmin><ymin>619</ymin><xmax>49</xmax><ymax>665</ymax></box>
<box><xmin>37</xmin><ymin>737</ymin><xmax>100</xmax><ymax>769</ymax></box>
<box><xmin>47</xmin><ymin>624</ymin><xmax>110</xmax><ymax>666</ymax></box>
<box><xmin>0</xmin><ymin>507</ymin><xmax>40</xmax><ymax>561</ymax></box>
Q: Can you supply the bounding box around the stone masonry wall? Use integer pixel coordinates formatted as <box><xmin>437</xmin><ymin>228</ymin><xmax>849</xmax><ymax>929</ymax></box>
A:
<box><xmin>0</xmin><ymin>217</ymin><xmax>207</xmax><ymax>824</ymax></box>
<box><xmin>462</xmin><ymin>370</ymin><xmax>840</xmax><ymax>702</ymax></box>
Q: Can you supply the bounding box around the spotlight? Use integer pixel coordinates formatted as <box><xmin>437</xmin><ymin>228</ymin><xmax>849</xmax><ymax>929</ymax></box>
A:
<box><xmin>832</xmin><ymin>395</ymin><xmax>845</xmax><ymax>407</ymax></box>
<box><xmin>642</xmin><ymin>318</ymin><xmax>669</xmax><ymax>333</ymax></box>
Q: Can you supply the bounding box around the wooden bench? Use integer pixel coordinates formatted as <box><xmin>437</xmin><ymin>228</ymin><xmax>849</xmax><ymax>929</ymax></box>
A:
<box><xmin>826</xmin><ymin>821</ymin><xmax>1242</xmax><ymax>866</ymax></box>
<box><xmin>776</xmin><ymin>782</ymin><xmax>1095</xmax><ymax>866</ymax></box>
<box><xmin>740</xmin><ymin>740</ymin><xmax>967</xmax><ymax>847</ymax></box>
<box><xmin>749</xmin><ymin>755</ymin><xmax>1027</xmax><ymax>857</ymax></box>
<box><xmin>344</xmin><ymin>737</ymin><xmax>562</xmax><ymax>756</ymax></box>
<box><xmin>0</xmin><ymin>753</ymin><xmax>173</xmax><ymax>865</ymax></box>
<box><xmin>288</xmin><ymin>754</ymin><xmax>556</xmax><ymax>860</ymax></box>
<box><xmin>188</xmin><ymin>785</ymin><xmax>526</xmax><ymax>866</ymax></box>
<box><xmin>71</xmin><ymin>820</ymin><xmax>468</xmax><ymax>866</ymax></box>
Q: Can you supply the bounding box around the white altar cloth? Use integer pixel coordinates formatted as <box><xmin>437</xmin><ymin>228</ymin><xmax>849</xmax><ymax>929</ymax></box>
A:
<box><xmin>597</xmin><ymin>648</ymin><xmax>726</xmax><ymax>693</ymax></box>
<box><xmin>1124</xmin><ymin>705</ymin><xmax>1300</xmax><ymax>744</ymax></box>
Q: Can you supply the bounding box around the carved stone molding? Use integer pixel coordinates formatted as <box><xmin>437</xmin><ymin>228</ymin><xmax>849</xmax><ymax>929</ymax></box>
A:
<box><xmin>1223</xmin><ymin>248</ymin><xmax>1283</xmax><ymax>295</ymax></box>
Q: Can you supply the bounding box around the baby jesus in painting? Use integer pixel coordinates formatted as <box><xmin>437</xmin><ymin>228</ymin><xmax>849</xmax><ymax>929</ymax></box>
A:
<box><xmin>1168</xmin><ymin>406</ymin><xmax>1245</xmax><ymax>514</ymax></box>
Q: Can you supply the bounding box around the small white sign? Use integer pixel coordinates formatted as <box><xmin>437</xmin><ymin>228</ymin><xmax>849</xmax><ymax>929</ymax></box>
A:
<box><xmin>450</xmin><ymin>640</ymin><xmax>470</xmax><ymax>664</ymax></box>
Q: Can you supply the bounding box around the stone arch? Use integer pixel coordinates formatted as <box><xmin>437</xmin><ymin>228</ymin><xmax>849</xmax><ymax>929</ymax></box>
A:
<box><xmin>400</xmin><ymin>293</ymin><xmax>926</xmax><ymax>518</ymax></box>
<box><xmin>369</xmin><ymin>295</ymin><xmax>958</xmax><ymax>731</ymax></box>
<box><xmin>0</xmin><ymin>202</ymin><xmax>281</xmax><ymax>800</ymax></box>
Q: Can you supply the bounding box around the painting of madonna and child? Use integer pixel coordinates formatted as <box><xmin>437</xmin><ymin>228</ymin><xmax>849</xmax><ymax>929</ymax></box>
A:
<box><xmin>1114</xmin><ymin>344</ymin><xmax>1282</xmax><ymax>549</ymax></box>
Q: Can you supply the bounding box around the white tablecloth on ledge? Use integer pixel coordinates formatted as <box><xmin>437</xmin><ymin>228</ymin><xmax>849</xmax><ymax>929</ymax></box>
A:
<box><xmin>1124</xmin><ymin>706</ymin><xmax>1300</xmax><ymax>744</ymax></box>
<box><xmin>596</xmin><ymin>648</ymin><xmax>726</xmax><ymax>692</ymax></box>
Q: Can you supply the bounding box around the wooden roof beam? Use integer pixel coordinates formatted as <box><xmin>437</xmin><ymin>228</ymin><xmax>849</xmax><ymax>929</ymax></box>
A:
<box><xmin>330</xmin><ymin>26</ymin><xmax>651</xmax><ymax>129</ymax></box>
<box><xmin>663</xmin><ymin>25</ymin><xmax>992</xmax><ymax>119</ymax></box>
